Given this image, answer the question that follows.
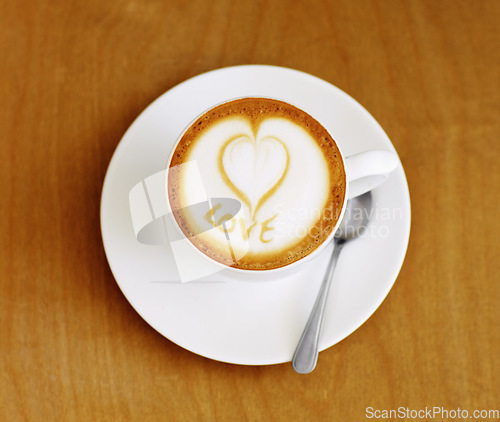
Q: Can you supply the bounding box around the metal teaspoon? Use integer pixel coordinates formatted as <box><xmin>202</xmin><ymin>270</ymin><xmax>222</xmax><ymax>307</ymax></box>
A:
<box><xmin>292</xmin><ymin>191</ymin><xmax>373</xmax><ymax>374</ymax></box>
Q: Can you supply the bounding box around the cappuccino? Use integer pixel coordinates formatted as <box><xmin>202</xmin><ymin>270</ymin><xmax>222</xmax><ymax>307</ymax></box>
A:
<box><xmin>168</xmin><ymin>98</ymin><xmax>345</xmax><ymax>270</ymax></box>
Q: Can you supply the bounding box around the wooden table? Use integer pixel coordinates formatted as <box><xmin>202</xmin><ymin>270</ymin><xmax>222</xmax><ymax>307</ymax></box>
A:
<box><xmin>1</xmin><ymin>0</ymin><xmax>499</xmax><ymax>420</ymax></box>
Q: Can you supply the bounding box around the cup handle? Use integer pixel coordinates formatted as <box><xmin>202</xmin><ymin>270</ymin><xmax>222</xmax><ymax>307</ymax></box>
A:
<box><xmin>344</xmin><ymin>150</ymin><xmax>399</xmax><ymax>199</ymax></box>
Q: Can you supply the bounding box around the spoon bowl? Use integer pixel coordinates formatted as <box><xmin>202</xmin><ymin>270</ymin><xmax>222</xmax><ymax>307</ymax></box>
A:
<box><xmin>335</xmin><ymin>191</ymin><xmax>373</xmax><ymax>242</ymax></box>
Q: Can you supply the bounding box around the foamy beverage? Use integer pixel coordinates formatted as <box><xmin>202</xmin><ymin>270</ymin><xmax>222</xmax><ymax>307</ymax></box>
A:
<box><xmin>167</xmin><ymin>98</ymin><xmax>346</xmax><ymax>270</ymax></box>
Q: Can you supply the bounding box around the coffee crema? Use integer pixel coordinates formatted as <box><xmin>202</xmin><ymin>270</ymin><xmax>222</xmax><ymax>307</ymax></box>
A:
<box><xmin>167</xmin><ymin>98</ymin><xmax>346</xmax><ymax>270</ymax></box>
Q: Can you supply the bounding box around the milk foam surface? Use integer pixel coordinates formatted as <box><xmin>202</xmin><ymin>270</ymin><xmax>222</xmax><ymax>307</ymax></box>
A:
<box><xmin>168</xmin><ymin>98</ymin><xmax>345</xmax><ymax>270</ymax></box>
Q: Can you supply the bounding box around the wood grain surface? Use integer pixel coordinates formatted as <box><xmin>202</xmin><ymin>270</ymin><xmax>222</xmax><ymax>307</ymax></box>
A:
<box><xmin>1</xmin><ymin>0</ymin><xmax>499</xmax><ymax>420</ymax></box>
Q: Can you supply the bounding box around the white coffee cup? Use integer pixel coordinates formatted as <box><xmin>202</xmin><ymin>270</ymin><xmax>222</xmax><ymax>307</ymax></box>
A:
<box><xmin>130</xmin><ymin>97</ymin><xmax>399</xmax><ymax>282</ymax></box>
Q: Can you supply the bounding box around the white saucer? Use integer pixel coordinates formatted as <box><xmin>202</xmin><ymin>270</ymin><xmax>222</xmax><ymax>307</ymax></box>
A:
<box><xmin>100</xmin><ymin>65</ymin><xmax>411</xmax><ymax>365</ymax></box>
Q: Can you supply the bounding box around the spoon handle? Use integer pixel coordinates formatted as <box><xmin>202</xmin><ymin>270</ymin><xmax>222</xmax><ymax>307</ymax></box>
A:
<box><xmin>292</xmin><ymin>241</ymin><xmax>344</xmax><ymax>374</ymax></box>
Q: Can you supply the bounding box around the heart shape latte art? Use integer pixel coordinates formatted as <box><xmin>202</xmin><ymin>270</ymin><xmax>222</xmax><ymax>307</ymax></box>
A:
<box><xmin>219</xmin><ymin>135</ymin><xmax>289</xmax><ymax>220</ymax></box>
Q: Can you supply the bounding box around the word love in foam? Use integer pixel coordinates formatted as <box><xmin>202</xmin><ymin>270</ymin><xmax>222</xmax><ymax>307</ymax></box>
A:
<box><xmin>219</xmin><ymin>134</ymin><xmax>289</xmax><ymax>222</ymax></box>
